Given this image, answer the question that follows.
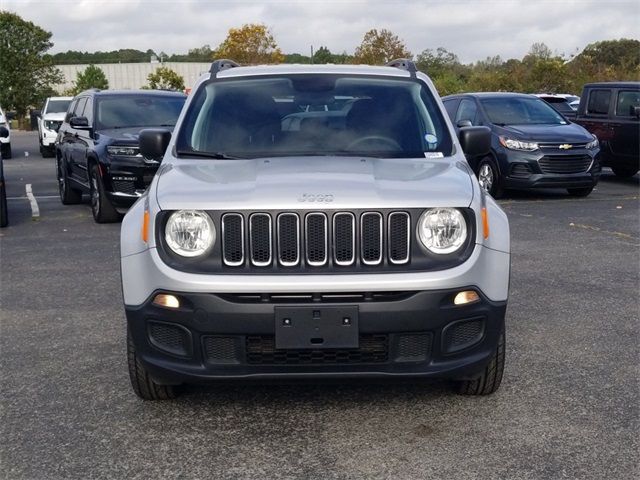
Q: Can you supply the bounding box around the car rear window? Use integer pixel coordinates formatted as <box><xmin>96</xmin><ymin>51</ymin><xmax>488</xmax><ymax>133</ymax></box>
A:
<box><xmin>177</xmin><ymin>74</ymin><xmax>453</xmax><ymax>159</ymax></box>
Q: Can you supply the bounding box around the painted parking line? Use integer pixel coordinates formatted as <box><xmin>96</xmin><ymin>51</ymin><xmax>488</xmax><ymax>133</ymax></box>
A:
<box><xmin>7</xmin><ymin>195</ymin><xmax>59</xmax><ymax>200</ymax></box>
<box><xmin>25</xmin><ymin>184</ymin><xmax>40</xmax><ymax>218</ymax></box>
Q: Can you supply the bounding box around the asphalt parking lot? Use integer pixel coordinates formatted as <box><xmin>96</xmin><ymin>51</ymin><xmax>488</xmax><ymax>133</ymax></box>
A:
<box><xmin>1</xmin><ymin>130</ymin><xmax>638</xmax><ymax>480</ymax></box>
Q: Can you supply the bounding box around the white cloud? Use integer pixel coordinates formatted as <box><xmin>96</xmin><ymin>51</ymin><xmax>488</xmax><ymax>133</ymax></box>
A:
<box><xmin>3</xmin><ymin>0</ymin><xmax>639</xmax><ymax>63</ymax></box>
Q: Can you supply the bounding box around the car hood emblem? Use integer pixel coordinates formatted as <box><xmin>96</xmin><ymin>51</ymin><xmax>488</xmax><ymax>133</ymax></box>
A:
<box><xmin>559</xmin><ymin>144</ymin><xmax>573</xmax><ymax>150</ymax></box>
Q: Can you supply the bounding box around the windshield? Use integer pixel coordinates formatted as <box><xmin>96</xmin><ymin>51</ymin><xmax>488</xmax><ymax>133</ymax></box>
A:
<box><xmin>96</xmin><ymin>95</ymin><xmax>185</xmax><ymax>129</ymax></box>
<box><xmin>177</xmin><ymin>75</ymin><xmax>452</xmax><ymax>158</ymax></box>
<box><xmin>481</xmin><ymin>97</ymin><xmax>567</xmax><ymax>125</ymax></box>
<box><xmin>47</xmin><ymin>100</ymin><xmax>71</xmax><ymax>114</ymax></box>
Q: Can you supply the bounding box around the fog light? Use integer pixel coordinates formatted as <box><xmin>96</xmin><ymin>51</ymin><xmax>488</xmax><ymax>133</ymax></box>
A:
<box><xmin>453</xmin><ymin>290</ymin><xmax>480</xmax><ymax>305</ymax></box>
<box><xmin>153</xmin><ymin>294</ymin><xmax>180</xmax><ymax>309</ymax></box>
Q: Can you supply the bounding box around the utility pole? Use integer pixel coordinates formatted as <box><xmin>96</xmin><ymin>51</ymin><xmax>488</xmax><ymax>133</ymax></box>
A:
<box><xmin>310</xmin><ymin>45</ymin><xmax>314</xmax><ymax>64</ymax></box>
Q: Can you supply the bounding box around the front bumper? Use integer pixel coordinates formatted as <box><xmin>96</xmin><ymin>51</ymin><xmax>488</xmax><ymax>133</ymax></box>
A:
<box><xmin>104</xmin><ymin>156</ymin><xmax>159</xmax><ymax>210</ymax></box>
<box><xmin>498</xmin><ymin>147</ymin><xmax>601</xmax><ymax>189</ymax></box>
<box><xmin>126</xmin><ymin>288</ymin><xmax>507</xmax><ymax>384</ymax></box>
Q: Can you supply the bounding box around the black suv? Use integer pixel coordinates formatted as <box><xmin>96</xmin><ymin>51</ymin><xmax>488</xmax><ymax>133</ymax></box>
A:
<box><xmin>56</xmin><ymin>90</ymin><xmax>186</xmax><ymax>222</ymax></box>
<box><xmin>574</xmin><ymin>82</ymin><xmax>639</xmax><ymax>178</ymax></box>
<box><xmin>443</xmin><ymin>93</ymin><xmax>601</xmax><ymax>198</ymax></box>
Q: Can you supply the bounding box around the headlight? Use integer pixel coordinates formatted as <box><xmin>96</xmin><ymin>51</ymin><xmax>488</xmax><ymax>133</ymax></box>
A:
<box><xmin>586</xmin><ymin>135</ymin><xmax>599</xmax><ymax>149</ymax></box>
<box><xmin>165</xmin><ymin>210</ymin><xmax>215</xmax><ymax>257</ymax></box>
<box><xmin>417</xmin><ymin>208</ymin><xmax>467</xmax><ymax>254</ymax></box>
<box><xmin>499</xmin><ymin>136</ymin><xmax>538</xmax><ymax>151</ymax></box>
<box><xmin>44</xmin><ymin>120</ymin><xmax>61</xmax><ymax>132</ymax></box>
<box><xmin>107</xmin><ymin>145</ymin><xmax>140</xmax><ymax>157</ymax></box>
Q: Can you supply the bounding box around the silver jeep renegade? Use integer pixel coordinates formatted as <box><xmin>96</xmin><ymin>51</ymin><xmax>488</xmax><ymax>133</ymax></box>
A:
<box><xmin>121</xmin><ymin>59</ymin><xmax>510</xmax><ymax>400</ymax></box>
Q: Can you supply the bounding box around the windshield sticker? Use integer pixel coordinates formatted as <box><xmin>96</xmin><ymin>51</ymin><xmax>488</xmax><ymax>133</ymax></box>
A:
<box><xmin>424</xmin><ymin>152</ymin><xmax>444</xmax><ymax>158</ymax></box>
<box><xmin>424</xmin><ymin>133</ymin><xmax>438</xmax><ymax>145</ymax></box>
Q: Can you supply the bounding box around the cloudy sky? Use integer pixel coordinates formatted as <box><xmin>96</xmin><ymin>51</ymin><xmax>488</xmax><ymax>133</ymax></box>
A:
<box><xmin>3</xmin><ymin>0</ymin><xmax>639</xmax><ymax>63</ymax></box>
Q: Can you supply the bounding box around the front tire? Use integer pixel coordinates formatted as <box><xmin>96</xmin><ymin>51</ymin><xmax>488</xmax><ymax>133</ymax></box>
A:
<box><xmin>127</xmin><ymin>329</ymin><xmax>179</xmax><ymax>401</ymax></box>
<box><xmin>567</xmin><ymin>186</ymin><xmax>594</xmax><ymax>197</ymax></box>
<box><xmin>1</xmin><ymin>143</ymin><xmax>11</xmax><ymax>159</ymax></box>
<box><xmin>476</xmin><ymin>157</ymin><xmax>504</xmax><ymax>199</ymax></box>
<box><xmin>57</xmin><ymin>158</ymin><xmax>82</xmax><ymax>205</ymax></box>
<box><xmin>0</xmin><ymin>176</ymin><xmax>8</xmax><ymax>228</ymax></box>
<box><xmin>610</xmin><ymin>165</ymin><xmax>639</xmax><ymax>178</ymax></box>
<box><xmin>89</xmin><ymin>164</ymin><xmax>121</xmax><ymax>223</ymax></box>
<box><xmin>456</xmin><ymin>327</ymin><xmax>505</xmax><ymax>396</ymax></box>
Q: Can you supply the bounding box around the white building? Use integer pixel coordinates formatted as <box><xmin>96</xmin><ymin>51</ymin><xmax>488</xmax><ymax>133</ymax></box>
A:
<box><xmin>55</xmin><ymin>62</ymin><xmax>212</xmax><ymax>91</ymax></box>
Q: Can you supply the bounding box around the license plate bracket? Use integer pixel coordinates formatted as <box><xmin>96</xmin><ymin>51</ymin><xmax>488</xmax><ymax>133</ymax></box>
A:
<box><xmin>275</xmin><ymin>306</ymin><xmax>359</xmax><ymax>349</ymax></box>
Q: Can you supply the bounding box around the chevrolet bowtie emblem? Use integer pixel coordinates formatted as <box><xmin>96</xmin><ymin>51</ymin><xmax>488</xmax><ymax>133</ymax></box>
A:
<box><xmin>559</xmin><ymin>144</ymin><xmax>573</xmax><ymax>150</ymax></box>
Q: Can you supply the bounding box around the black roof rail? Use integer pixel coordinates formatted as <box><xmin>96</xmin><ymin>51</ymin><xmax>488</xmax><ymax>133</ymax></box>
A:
<box><xmin>385</xmin><ymin>58</ymin><xmax>418</xmax><ymax>76</ymax></box>
<box><xmin>209</xmin><ymin>59</ymin><xmax>241</xmax><ymax>75</ymax></box>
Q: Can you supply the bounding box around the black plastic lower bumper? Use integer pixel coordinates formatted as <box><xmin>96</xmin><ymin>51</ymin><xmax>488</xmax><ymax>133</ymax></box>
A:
<box><xmin>125</xmin><ymin>288</ymin><xmax>507</xmax><ymax>385</ymax></box>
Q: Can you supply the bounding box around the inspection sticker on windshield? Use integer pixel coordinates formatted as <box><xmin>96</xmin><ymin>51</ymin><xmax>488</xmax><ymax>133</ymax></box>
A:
<box><xmin>424</xmin><ymin>152</ymin><xmax>444</xmax><ymax>158</ymax></box>
<box><xmin>424</xmin><ymin>133</ymin><xmax>438</xmax><ymax>145</ymax></box>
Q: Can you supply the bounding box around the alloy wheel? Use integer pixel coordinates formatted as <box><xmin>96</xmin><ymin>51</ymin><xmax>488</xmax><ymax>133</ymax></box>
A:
<box><xmin>478</xmin><ymin>163</ymin><xmax>494</xmax><ymax>194</ymax></box>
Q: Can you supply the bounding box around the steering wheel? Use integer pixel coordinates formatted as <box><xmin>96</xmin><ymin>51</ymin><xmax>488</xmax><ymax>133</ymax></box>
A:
<box><xmin>346</xmin><ymin>135</ymin><xmax>402</xmax><ymax>151</ymax></box>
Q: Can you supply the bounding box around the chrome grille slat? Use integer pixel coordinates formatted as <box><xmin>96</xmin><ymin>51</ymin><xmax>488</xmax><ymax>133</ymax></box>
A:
<box><xmin>361</xmin><ymin>212</ymin><xmax>383</xmax><ymax>265</ymax></box>
<box><xmin>333</xmin><ymin>212</ymin><xmax>355</xmax><ymax>266</ymax></box>
<box><xmin>221</xmin><ymin>213</ymin><xmax>244</xmax><ymax>266</ymax></box>
<box><xmin>305</xmin><ymin>213</ymin><xmax>328</xmax><ymax>266</ymax></box>
<box><xmin>388</xmin><ymin>212</ymin><xmax>410</xmax><ymax>264</ymax></box>
<box><xmin>249</xmin><ymin>213</ymin><xmax>272</xmax><ymax>266</ymax></box>
<box><xmin>277</xmin><ymin>213</ymin><xmax>300</xmax><ymax>266</ymax></box>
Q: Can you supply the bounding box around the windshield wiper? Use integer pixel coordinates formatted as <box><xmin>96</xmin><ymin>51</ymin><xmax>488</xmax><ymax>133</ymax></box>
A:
<box><xmin>176</xmin><ymin>150</ymin><xmax>243</xmax><ymax>159</ymax></box>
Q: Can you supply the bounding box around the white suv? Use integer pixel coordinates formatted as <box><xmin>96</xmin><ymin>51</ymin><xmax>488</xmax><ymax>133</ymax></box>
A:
<box><xmin>0</xmin><ymin>105</ymin><xmax>10</xmax><ymax>159</ymax></box>
<box><xmin>38</xmin><ymin>96</ymin><xmax>73</xmax><ymax>157</ymax></box>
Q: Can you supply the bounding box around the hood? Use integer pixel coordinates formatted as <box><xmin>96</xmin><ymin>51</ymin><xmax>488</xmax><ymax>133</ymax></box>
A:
<box><xmin>97</xmin><ymin>126</ymin><xmax>175</xmax><ymax>144</ymax></box>
<box><xmin>155</xmin><ymin>156</ymin><xmax>474</xmax><ymax>211</ymax></box>
<box><xmin>495</xmin><ymin>122</ymin><xmax>592</xmax><ymax>143</ymax></box>
<box><xmin>42</xmin><ymin>112</ymin><xmax>66</xmax><ymax>122</ymax></box>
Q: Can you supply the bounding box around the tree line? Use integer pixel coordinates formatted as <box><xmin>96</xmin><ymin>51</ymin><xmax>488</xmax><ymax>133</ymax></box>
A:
<box><xmin>1</xmin><ymin>11</ymin><xmax>638</xmax><ymax>120</ymax></box>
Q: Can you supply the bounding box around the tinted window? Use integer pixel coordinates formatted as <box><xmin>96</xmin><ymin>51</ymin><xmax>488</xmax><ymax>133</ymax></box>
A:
<box><xmin>587</xmin><ymin>89</ymin><xmax>611</xmax><ymax>115</ymax></box>
<box><xmin>46</xmin><ymin>100</ymin><xmax>72</xmax><ymax>114</ymax></box>
<box><xmin>178</xmin><ymin>75</ymin><xmax>452</xmax><ymax>159</ymax></box>
<box><xmin>96</xmin><ymin>95</ymin><xmax>185</xmax><ymax>129</ymax></box>
<box><xmin>82</xmin><ymin>97</ymin><xmax>94</xmax><ymax>125</ymax></box>
<box><xmin>65</xmin><ymin>100</ymin><xmax>78</xmax><ymax>122</ymax></box>
<box><xmin>74</xmin><ymin>98</ymin><xmax>87</xmax><ymax>118</ymax></box>
<box><xmin>615</xmin><ymin>90</ymin><xmax>640</xmax><ymax>116</ymax></box>
<box><xmin>480</xmin><ymin>97</ymin><xmax>566</xmax><ymax>125</ymax></box>
<box><xmin>455</xmin><ymin>99</ymin><xmax>478</xmax><ymax>125</ymax></box>
<box><xmin>442</xmin><ymin>98</ymin><xmax>459</xmax><ymax>121</ymax></box>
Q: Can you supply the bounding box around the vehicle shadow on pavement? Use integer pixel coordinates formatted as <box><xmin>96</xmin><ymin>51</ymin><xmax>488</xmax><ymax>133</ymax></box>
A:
<box><xmin>3</xmin><ymin>199</ymin><xmax>34</xmax><ymax>228</ymax></box>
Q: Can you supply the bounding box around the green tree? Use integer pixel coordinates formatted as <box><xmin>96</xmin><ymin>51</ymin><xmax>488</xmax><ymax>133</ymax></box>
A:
<box><xmin>313</xmin><ymin>46</ymin><xmax>333</xmax><ymax>64</ymax></box>
<box><xmin>353</xmin><ymin>29</ymin><xmax>411</xmax><ymax>65</ymax></box>
<box><xmin>0</xmin><ymin>11</ymin><xmax>62</xmax><ymax>122</ymax></box>
<box><xmin>214</xmin><ymin>24</ymin><xmax>285</xmax><ymax>64</ymax></box>
<box><xmin>71</xmin><ymin>64</ymin><xmax>109</xmax><ymax>94</ymax></box>
<box><xmin>146</xmin><ymin>66</ymin><xmax>185</xmax><ymax>91</ymax></box>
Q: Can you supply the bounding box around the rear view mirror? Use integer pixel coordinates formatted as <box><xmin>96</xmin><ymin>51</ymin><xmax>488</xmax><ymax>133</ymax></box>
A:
<box><xmin>139</xmin><ymin>129</ymin><xmax>172</xmax><ymax>161</ymax></box>
<box><xmin>459</xmin><ymin>126</ymin><xmax>491</xmax><ymax>157</ymax></box>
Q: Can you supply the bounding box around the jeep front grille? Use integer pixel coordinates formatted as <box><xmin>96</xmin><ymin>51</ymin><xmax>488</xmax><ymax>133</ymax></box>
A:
<box><xmin>221</xmin><ymin>211</ymin><xmax>411</xmax><ymax>268</ymax></box>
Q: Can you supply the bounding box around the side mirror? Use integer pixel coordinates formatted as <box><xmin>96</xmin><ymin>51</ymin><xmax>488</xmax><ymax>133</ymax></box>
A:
<box><xmin>0</xmin><ymin>126</ymin><xmax>8</xmax><ymax>138</ymax></box>
<box><xmin>70</xmin><ymin>116</ymin><xmax>90</xmax><ymax>129</ymax></box>
<box><xmin>139</xmin><ymin>129</ymin><xmax>172</xmax><ymax>161</ymax></box>
<box><xmin>459</xmin><ymin>126</ymin><xmax>491</xmax><ymax>157</ymax></box>
<box><xmin>33</xmin><ymin>110</ymin><xmax>42</xmax><ymax>118</ymax></box>
<box><xmin>633</xmin><ymin>106</ymin><xmax>640</xmax><ymax>118</ymax></box>
<box><xmin>457</xmin><ymin>119</ymin><xmax>473</xmax><ymax>128</ymax></box>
